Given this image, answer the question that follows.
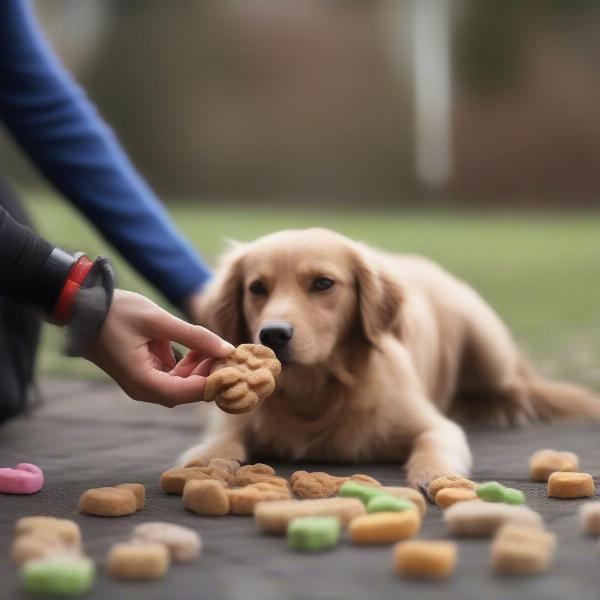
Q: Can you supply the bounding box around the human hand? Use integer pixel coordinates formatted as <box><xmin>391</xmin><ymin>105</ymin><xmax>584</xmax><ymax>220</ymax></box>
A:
<box><xmin>85</xmin><ymin>290</ymin><xmax>234</xmax><ymax>407</ymax></box>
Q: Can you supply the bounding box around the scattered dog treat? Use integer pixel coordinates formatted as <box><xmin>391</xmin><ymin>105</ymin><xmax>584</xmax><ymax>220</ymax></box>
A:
<box><xmin>339</xmin><ymin>481</ymin><xmax>387</xmax><ymax>505</ymax></box>
<box><xmin>160</xmin><ymin>466</ymin><xmax>227</xmax><ymax>494</ymax></box>
<box><xmin>233</xmin><ymin>464</ymin><xmax>287</xmax><ymax>488</ymax></box>
<box><xmin>255</xmin><ymin>497</ymin><xmax>366</xmax><ymax>534</ymax></box>
<box><xmin>393</xmin><ymin>541</ymin><xmax>457</xmax><ymax>580</ymax></box>
<box><xmin>435</xmin><ymin>488</ymin><xmax>478</xmax><ymax>509</ymax></box>
<box><xmin>490</xmin><ymin>524</ymin><xmax>556</xmax><ymax>575</ymax></box>
<box><xmin>16</xmin><ymin>517</ymin><xmax>81</xmax><ymax>547</ymax></box>
<box><xmin>287</xmin><ymin>516</ymin><xmax>341</xmax><ymax>551</ymax></box>
<box><xmin>21</xmin><ymin>555</ymin><xmax>95</xmax><ymax>595</ymax></box>
<box><xmin>380</xmin><ymin>487</ymin><xmax>427</xmax><ymax>516</ymax></box>
<box><xmin>228</xmin><ymin>485</ymin><xmax>290</xmax><ymax>515</ymax></box>
<box><xmin>529</xmin><ymin>449</ymin><xmax>579</xmax><ymax>482</ymax></box>
<box><xmin>204</xmin><ymin>344</ymin><xmax>281</xmax><ymax>414</ymax></box>
<box><xmin>349</xmin><ymin>511</ymin><xmax>421</xmax><ymax>545</ymax></box>
<box><xmin>428</xmin><ymin>476</ymin><xmax>477</xmax><ymax>501</ymax></box>
<box><xmin>133</xmin><ymin>522</ymin><xmax>202</xmax><ymax>562</ymax></box>
<box><xmin>0</xmin><ymin>463</ymin><xmax>44</xmax><ymax>494</ymax></box>
<box><xmin>107</xmin><ymin>542</ymin><xmax>169</xmax><ymax>580</ymax></box>
<box><xmin>547</xmin><ymin>472</ymin><xmax>595</xmax><ymax>499</ymax></box>
<box><xmin>579</xmin><ymin>502</ymin><xmax>600</xmax><ymax>535</ymax></box>
<box><xmin>12</xmin><ymin>532</ymin><xmax>75</xmax><ymax>564</ymax></box>
<box><xmin>184</xmin><ymin>480</ymin><xmax>230</xmax><ymax>516</ymax></box>
<box><xmin>366</xmin><ymin>495</ymin><xmax>416</xmax><ymax>514</ymax></box>
<box><xmin>290</xmin><ymin>471</ymin><xmax>380</xmax><ymax>499</ymax></box>
<box><xmin>476</xmin><ymin>482</ymin><xmax>525</xmax><ymax>505</ymax></box>
<box><xmin>207</xmin><ymin>458</ymin><xmax>241</xmax><ymax>482</ymax></box>
<box><xmin>444</xmin><ymin>501</ymin><xmax>543</xmax><ymax>537</ymax></box>
<box><xmin>116</xmin><ymin>483</ymin><xmax>145</xmax><ymax>510</ymax></box>
<box><xmin>79</xmin><ymin>486</ymin><xmax>138</xmax><ymax>517</ymax></box>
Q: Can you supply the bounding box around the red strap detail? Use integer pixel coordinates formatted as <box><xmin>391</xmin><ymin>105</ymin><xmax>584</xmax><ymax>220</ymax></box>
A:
<box><xmin>53</xmin><ymin>256</ymin><xmax>94</xmax><ymax>325</ymax></box>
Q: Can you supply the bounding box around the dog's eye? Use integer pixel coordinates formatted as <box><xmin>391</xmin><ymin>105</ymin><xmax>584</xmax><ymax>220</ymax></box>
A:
<box><xmin>249</xmin><ymin>280</ymin><xmax>268</xmax><ymax>295</ymax></box>
<box><xmin>310</xmin><ymin>277</ymin><xmax>335</xmax><ymax>292</ymax></box>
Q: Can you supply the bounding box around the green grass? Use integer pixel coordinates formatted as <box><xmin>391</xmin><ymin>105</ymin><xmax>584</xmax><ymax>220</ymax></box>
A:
<box><xmin>24</xmin><ymin>193</ymin><xmax>600</xmax><ymax>387</ymax></box>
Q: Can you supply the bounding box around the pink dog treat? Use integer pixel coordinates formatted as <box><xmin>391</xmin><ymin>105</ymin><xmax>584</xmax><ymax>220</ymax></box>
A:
<box><xmin>0</xmin><ymin>463</ymin><xmax>44</xmax><ymax>494</ymax></box>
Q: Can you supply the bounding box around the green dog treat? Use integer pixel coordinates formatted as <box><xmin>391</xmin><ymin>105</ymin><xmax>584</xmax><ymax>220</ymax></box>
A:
<box><xmin>22</xmin><ymin>556</ymin><xmax>95</xmax><ymax>595</ymax></box>
<box><xmin>339</xmin><ymin>481</ymin><xmax>385</xmax><ymax>505</ymax></box>
<box><xmin>477</xmin><ymin>482</ymin><xmax>525</xmax><ymax>505</ymax></box>
<box><xmin>287</xmin><ymin>516</ymin><xmax>341</xmax><ymax>551</ymax></box>
<box><xmin>366</xmin><ymin>495</ymin><xmax>416</xmax><ymax>513</ymax></box>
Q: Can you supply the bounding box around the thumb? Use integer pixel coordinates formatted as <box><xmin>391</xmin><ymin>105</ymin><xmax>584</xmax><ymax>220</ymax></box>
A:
<box><xmin>149</xmin><ymin>310</ymin><xmax>234</xmax><ymax>358</ymax></box>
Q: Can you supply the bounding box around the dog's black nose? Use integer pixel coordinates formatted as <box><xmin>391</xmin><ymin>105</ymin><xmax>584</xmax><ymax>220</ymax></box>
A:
<box><xmin>259</xmin><ymin>322</ymin><xmax>294</xmax><ymax>350</ymax></box>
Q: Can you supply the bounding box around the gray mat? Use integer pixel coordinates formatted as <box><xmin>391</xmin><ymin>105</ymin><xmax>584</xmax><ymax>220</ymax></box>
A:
<box><xmin>1</xmin><ymin>378</ymin><xmax>600</xmax><ymax>600</ymax></box>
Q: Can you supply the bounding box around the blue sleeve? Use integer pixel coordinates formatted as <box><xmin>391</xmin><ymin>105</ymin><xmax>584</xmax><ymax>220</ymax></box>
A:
<box><xmin>0</xmin><ymin>0</ymin><xmax>213</xmax><ymax>309</ymax></box>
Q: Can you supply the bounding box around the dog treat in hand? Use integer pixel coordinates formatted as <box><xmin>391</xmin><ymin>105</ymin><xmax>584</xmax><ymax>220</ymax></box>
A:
<box><xmin>290</xmin><ymin>471</ymin><xmax>380</xmax><ymax>499</ymax></box>
<box><xmin>133</xmin><ymin>522</ymin><xmax>201</xmax><ymax>562</ymax></box>
<box><xmin>160</xmin><ymin>466</ymin><xmax>227</xmax><ymax>494</ymax></box>
<box><xmin>349</xmin><ymin>511</ymin><xmax>421</xmax><ymax>545</ymax></box>
<box><xmin>529</xmin><ymin>449</ymin><xmax>579</xmax><ymax>482</ymax></box>
<box><xmin>287</xmin><ymin>516</ymin><xmax>341</xmax><ymax>551</ymax></box>
<box><xmin>366</xmin><ymin>495</ymin><xmax>416</xmax><ymax>514</ymax></box>
<box><xmin>547</xmin><ymin>471</ymin><xmax>595</xmax><ymax>498</ymax></box>
<box><xmin>255</xmin><ymin>497</ymin><xmax>365</xmax><ymax>534</ymax></box>
<box><xmin>394</xmin><ymin>541</ymin><xmax>457</xmax><ymax>580</ymax></box>
<box><xmin>435</xmin><ymin>488</ymin><xmax>478</xmax><ymax>509</ymax></box>
<box><xmin>79</xmin><ymin>486</ymin><xmax>139</xmax><ymax>517</ymax></box>
<box><xmin>444</xmin><ymin>501</ymin><xmax>543</xmax><ymax>537</ymax></box>
<box><xmin>107</xmin><ymin>542</ymin><xmax>169</xmax><ymax>580</ymax></box>
<box><xmin>476</xmin><ymin>482</ymin><xmax>525</xmax><ymax>505</ymax></box>
<box><xmin>204</xmin><ymin>344</ymin><xmax>281</xmax><ymax>414</ymax></box>
<box><xmin>580</xmin><ymin>502</ymin><xmax>600</xmax><ymax>535</ymax></box>
<box><xmin>490</xmin><ymin>524</ymin><xmax>556</xmax><ymax>574</ymax></box>
<box><xmin>428</xmin><ymin>475</ymin><xmax>477</xmax><ymax>501</ymax></box>
<box><xmin>16</xmin><ymin>517</ymin><xmax>81</xmax><ymax>547</ymax></box>
<box><xmin>22</xmin><ymin>556</ymin><xmax>95</xmax><ymax>595</ymax></box>
<box><xmin>0</xmin><ymin>463</ymin><xmax>44</xmax><ymax>494</ymax></box>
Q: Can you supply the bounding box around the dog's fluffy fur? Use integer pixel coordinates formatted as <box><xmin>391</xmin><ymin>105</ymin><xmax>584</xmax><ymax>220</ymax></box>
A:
<box><xmin>180</xmin><ymin>228</ymin><xmax>600</xmax><ymax>490</ymax></box>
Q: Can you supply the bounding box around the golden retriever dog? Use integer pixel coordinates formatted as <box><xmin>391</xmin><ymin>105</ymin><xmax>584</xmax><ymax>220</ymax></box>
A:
<box><xmin>179</xmin><ymin>228</ymin><xmax>600</xmax><ymax>491</ymax></box>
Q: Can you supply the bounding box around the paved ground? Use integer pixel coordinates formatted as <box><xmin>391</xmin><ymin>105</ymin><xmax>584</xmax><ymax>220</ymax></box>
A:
<box><xmin>2</xmin><ymin>378</ymin><xmax>600</xmax><ymax>600</ymax></box>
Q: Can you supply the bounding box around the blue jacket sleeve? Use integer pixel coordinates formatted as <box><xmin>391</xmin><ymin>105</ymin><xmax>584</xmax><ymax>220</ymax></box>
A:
<box><xmin>0</xmin><ymin>0</ymin><xmax>213</xmax><ymax>309</ymax></box>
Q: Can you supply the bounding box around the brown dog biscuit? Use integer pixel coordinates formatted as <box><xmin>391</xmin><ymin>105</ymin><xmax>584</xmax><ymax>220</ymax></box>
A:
<box><xmin>529</xmin><ymin>449</ymin><xmax>579</xmax><ymax>482</ymax></box>
<box><xmin>233</xmin><ymin>464</ymin><xmax>284</xmax><ymax>488</ymax></box>
<box><xmin>428</xmin><ymin>476</ymin><xmax>477</xmax><ymax>500</ymax></box>
<box><xmin>79</xmin><ymin>487</ymin><xmax>138</xmax><ymax>517</ymax></box>
<box><xmin>116</xmin><ymin>484</ymin><xmax>145</xmax><ymax>510</ymax></box>
<box><xmin>12</xmin><ymin>532</ymin><xmax>75</xmax><ymax>564</ymax></box>
<box><xmin>290</xmin><ymin>471</ymin><xmax>381</xmax><ymax>499</ymax></box>
<box><xmin>183</xmin><ymin>480</ymin><xmax>230</xmax><ymax>516</ymax></box>
<box><xmin>547</xmin><ymin>472</ymin><xmax>595</xmax><ymax>499</ymax></box>
<box><xmin>204</xmin><ymin>344</ymin><xmax>281</xmax><ymax>414</ymax></box>
<box><xmin>160</xmin><ymin>466</ymin><xmax>227</xmax><ymax>495</ymax></box>
<box><xmin>15</xmin><ymin>517</ymin><xmax>81</xmax><ymax>547</ymax></box>
<box><xmin>107</xmin><ymin>542</ymin><xmax>169</xmax><ymax>580</ymax></box>
<box><xmin>435</xmin><ymin>488</ymin><xmax>478</xmax><ymax>509</ymax></box>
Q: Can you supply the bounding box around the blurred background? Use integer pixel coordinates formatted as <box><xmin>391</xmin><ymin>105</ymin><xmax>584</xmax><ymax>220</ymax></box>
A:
<box><xmin>1</xmin><ymin>0</ymin><xmax>599</xmax><ymax>385</ymax></box>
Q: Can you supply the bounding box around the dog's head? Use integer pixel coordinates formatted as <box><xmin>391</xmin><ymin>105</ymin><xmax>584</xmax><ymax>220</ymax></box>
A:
<box><xmin>203</xmin><ymin>228</ymin><xmax>402</xmax><ymax>368</ymax></box>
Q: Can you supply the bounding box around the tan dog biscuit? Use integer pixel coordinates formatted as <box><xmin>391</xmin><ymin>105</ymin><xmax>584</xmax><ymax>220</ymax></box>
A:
<box><xmin>529</xmin><ymin>449</ymin><xmax>579</xmax><ymax>482</ymax></box>
<box><xmin>133</xmin><ymin>522</ymin><xmax>201</xmax><ymax>562</ymax></box>
<box><xmin>183</xmin><ymin>480</ymin><xmax>230</xmax><ymax>516</ymax></box>
<box><xmin>428</xmin><ymin>476</ymin><xmax>477</xmax><ymax>500</ymax></box>
<box><xmin>15</xmin><ymin>517</ymin><xmax>81</xmax><ymax>547</ymax></box>
<box><xmin>116</xmin><ymin>484</ymin><xmax>145</xmax><ymax>510</ymax></box>
<box><xmin>394</xmin><ymin>541</ymin><xmax>457</xmax><ymax>579</ymax></box>
<box><xmin>107</xmin><ymin>542</ymin><xmax>169</xmax><ymax>580</ymax></box>
<box><xmin>495</xmin><ymin>523</ymin><xmax>556</xmax><ymax>551</ymax></box>
<box><xmin>491</xmin><ymin>537</ymin><xmax>554</xmax><ymax>574</ymax></box>
<box><xmin>208</xmin><ymin>458</ymin><xmax>240</xmax><ymax>480</ymax></box>
<box><xmin>436</xmin><ymin>488</ymin><xmax>478</xmax><ymax>509</ymax></box>
<box><xmin>290</xmin><ymin>471</ymin><xmax>380</xmax><ymax>499</ymax></box>
<box><xmin>580</xmin><ymin>502</ymin><xmax>600</xmax><ymax>535</ymax></box>
<box><xmin>233</xmin><ymin>464</ymin><xmax>284</xmax><ymax>488</ymax></box>
<box><xmin>228</xmin><ymin>485</ymin><xmax>290</xmax><ymax>515</ymax></box>
<box><xmin>79</xmin><ymin>487</ymin><xmax>137</xmax><ymax>517</ymax></box>
<box><xmin>349</xmin><ymin>511</ymin><xmax>421</xmax><ymax>545</ymax></box>
<box><xmin>255</xmin><ymin>498</ymin><xmax>366</xmax><ymax>534</ymax></box>
<box><xmin>548</xmin><ymin>472</ymin><xmax>595</xmax><ymax>498</ymax></box>
<box><xmin>204</xmin><ymin>344</ymin><xmax>281</xmax><ymax>414</ymax></box>
<box><xmin>444</xmin><ymin>501</ymin><xmax>543</xmax><ymax>537</ymax></box>
<box><xmin>12</xmin><ymin>532</ymin><xmax>74</xmax><ymax>564</ymax></box>
<box><xmin>160</xmin><ymin>466</ymin><xmax>227</xmax><ymax>495</ymax></box>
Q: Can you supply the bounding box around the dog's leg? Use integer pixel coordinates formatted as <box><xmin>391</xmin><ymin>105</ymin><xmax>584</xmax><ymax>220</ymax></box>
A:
<box><xmin>405</xmin><ymin>416</ymin><xmax>472</xmax><ymax>497</ymax></box>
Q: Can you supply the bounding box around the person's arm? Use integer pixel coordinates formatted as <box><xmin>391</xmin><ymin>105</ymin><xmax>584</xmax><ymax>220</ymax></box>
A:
<box><xmin>0</xmin><ymin>0</ymin><xmax>212</xmax><ymax>310</ymax></box>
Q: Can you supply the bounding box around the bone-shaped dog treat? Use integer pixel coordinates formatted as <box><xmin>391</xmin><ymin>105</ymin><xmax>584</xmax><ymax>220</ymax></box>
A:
<box><xmin>160</xmin><ymin>466</ymin><xmax>228</xmax><ymax>494</ymax></box>
<box><xmin>428</xmin><ymin>475</ymin><xmax>477</xmax><ymax>501</ymax></box>
<box><xmin>204</xmin><ymin>344</ymin><xmax>281</xmax><ymax>414</ymax></box>
<box><xmin>290</xmin><ymin>471</ymin><xmax>380</xmax><ymax>499</ymax></box>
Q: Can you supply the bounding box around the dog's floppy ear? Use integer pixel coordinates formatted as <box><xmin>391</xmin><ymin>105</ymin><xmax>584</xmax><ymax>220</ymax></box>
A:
<box><xmin>202</xmin><ymin>242</ymin><xmax>248</xmax><ymax>345</ymax></box>
<box><xmin>353</xmin><ymin>248</ymin><xmax>403</xmax><ymax>346</ymax></box>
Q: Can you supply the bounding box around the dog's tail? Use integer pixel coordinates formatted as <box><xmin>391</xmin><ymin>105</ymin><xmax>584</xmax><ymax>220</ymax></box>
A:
<box><xmin>522</xmin><ymin>361</ymin><xmax>600</xmax><ymax>421</ymax></box>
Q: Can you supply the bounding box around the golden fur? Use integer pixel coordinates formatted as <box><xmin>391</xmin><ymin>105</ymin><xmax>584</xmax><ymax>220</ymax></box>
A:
<box><xmin>180</xmin><ymin>228</ymin><xmax>600</xmax><ymax>490</ymax></box>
